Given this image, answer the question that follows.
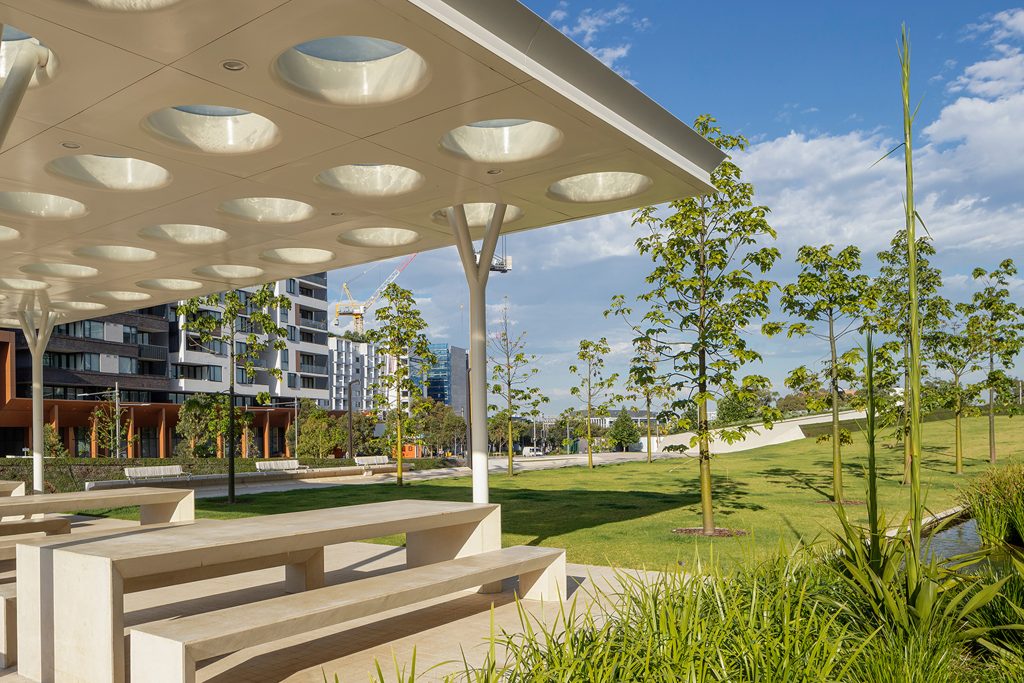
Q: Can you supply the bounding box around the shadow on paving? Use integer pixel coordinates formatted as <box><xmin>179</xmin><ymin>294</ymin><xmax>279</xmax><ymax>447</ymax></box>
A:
<box><xmin>196</xmin><ymin>478</ymin><xmax>764</xmax><ymax>548</ymax></box>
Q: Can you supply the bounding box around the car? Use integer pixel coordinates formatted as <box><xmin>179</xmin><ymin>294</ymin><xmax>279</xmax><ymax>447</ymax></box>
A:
<box><xmin>522</xmin><ymin>447</ymin><xmax>544</xmax><ymax>457</ymax></box>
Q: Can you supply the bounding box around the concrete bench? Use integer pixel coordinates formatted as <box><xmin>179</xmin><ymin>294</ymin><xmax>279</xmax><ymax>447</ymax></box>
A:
<box><xmin>354</xmin><ymin>455</ymin><xmax>389</xmax><ymax>475</ymax></box>
<box><xmin>124</xmin><ymin>465</ymin><xmax>190</xmax><ymax>483</ymax></box>
<box><xmin>254</xmin><ymin>459</ymin><xmax>308</xmax><ymax>473</ymax></box>
<box><xmin>130</xmin><ymin>545</ymin><xmax>565</xmax><ymax>683</ymax></box>
<box><xmin>0</xmin><ymin>583</ymin><xmax>14</xmax><ymax>668</ymax></box>
<box><xmin>0</xmin><ymin>516</ymin><xmax>70</xmax><ymax>540</ymax></box>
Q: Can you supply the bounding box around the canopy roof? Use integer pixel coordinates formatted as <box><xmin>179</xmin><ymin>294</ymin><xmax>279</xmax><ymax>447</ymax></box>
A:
<box><xmin>0</xmin><ymin>0</ymin><xmax>724</xmax><ymax>324</ymax></box>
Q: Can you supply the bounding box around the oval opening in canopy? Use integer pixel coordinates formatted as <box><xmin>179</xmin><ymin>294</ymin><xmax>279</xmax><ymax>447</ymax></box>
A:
<box><xmin>316</xmin><ymin>163</ymin><xmax>424</xmax><ymax>198</ymax></box>
<box><xmin>261</xmin><ymin>247</ymin><xmax>335</xmax><ymax>265</ymax></box>
<box><xmin>441</xmin><ymin>119</ymin><xmax>563</xmax><ymax>163</ymax></box>
<box><xmin>0</xmin><ymin>192</ymin><xmax>86</xmax><ymax>219</ymax></box>
<box><xmin>338</xmin><ymin>227</ymin><xmax>420</xmax><ymax>248</ymax></box>
<box><xmin>276</xmin><ymin>36</ymin><xmax>429</xmax><ymax>105</ymax></box>
<box><xmin>47</xmin><ymin>155</ymin><xmax>171</xmax><ymax>191</ymax></box>
<box><xmin>219</xmin><ymin>197</ymin><xmax>315</xmax><ymax>223</ymax></box>
<box><xmin>548</xmin><ymin>171</ymin><xmax>654</xmax><ymax>203</ymax></box>
<box><xmin>139</xmin><ymin>223</ymin><xmax>229</xmax><ymax>246</ymax></box>
<box><xmin>144</xmin><ymin>105</ymin><xmax>280</xmax><ymax>154</ymax></box>
<box><xmin>77</xmin><ymin>0</ymin><xmax>182</xmax><ymax>10</ymax></box>
<box><xmin>432</xmin><ymin>203</ymin><xmax>524</xmax><ymax>227</ymax></box>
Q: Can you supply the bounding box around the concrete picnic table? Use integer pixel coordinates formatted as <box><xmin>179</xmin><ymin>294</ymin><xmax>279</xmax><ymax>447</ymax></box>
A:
<box><xmin>20</xmin><ymin>498</ymin><xmax>499</xmax><ymax>683</ymax></box>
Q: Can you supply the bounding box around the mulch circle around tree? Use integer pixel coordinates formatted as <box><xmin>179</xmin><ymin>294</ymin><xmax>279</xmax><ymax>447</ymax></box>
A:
<box><xmin>672</xmin><ymin>527</ymin><xmax>749</xmax><ymax>538</ymax></box>
<box><xmin>815</xmin><ymin>499</ymin><xmax>865</xmax><ymax>505</ymax></box>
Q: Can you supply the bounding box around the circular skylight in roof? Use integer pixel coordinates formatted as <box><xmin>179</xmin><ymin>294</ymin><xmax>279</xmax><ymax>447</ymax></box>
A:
<box><xmin>46</xmin><ymin>155</ymin><xmax>171</xmax><ymax>191</ymax></box>
<box><xmin>0</xmin><ymin>277</ymin><xmax>48</xmax><ymax>291</ymax></box>
<box><xmin>21</xmin><ymin>263</ymin><xmax>99</xmax><ymax>279</ymax></box>
<box><xmin>193</xmin><ymin>264</ymin><xmax>265</xmax><ymax>280</ymax></box>
<box><xmin>338</xmin><ymin>227</ymin><xmax>420</xmax><ymax>248</ymax></box>
<box><xmin>0</xmin><ymin>192</ymin><xmax>86</xmax><ymax>219</ymax></box>
<box><xmin>317</xmin><ymin>164</ymin><xmax>424</xmax><ymax>198</ymax></box>
<box><xmin>78</xmin><ymin>0</ymin><xmax>182</xmax><ymax>10</ymax></box>
<box><xmin>432</xmin><ymin>203</ymin><xmax>524</xmax><ymax>228</ymax></box>
<box><xmin>548</xmin><ymin>171</ymin><xmax>654</xmax><ymax>203</ymax></box>
<box><xmin>53</xmin><ymin>301</ymin><xmax>106</xmax><ymax>312</ymax></box>
<box><xmin>139</xmin><ymin>223</ymin><xmax>229</xmax><ymax>246</ymax></box>
<box><xmin>276</xmin><ymin>36</ymin><xmax>429</xmax><ymax>105</ymax></box>
<box><xmin>0</xmin><ymin>26</ymin><xmax>59</xmax><ymax>89</ymax></box>
<box><xmin>90</xmin><ymin>290</ymin><xmax>152</xmax><ymax>302</ymax></box>
<box><xmin>0</xmin><ymin>226</ymin><xmax>20</xmax><ymax>241</ymax></box>
<box><xmin>144</xmin><ymin>105</ymin><xmax>280</xmax><ymax>154</ymax></box>
<box><xmin>441</xmin><ymin>119</ymin><xmax>563</xmax><ymax>163</ymax></box>
<box><xmin>219</xmin><ymin>197</ymin><xmax>315</xmax><ymax>223</ymax></box>
<box><xmin>261</xmin><ymin>247</ymin><xmax>335</xmax><ymax>265</ymax></box>
<box><xmin>73</xmin><ymin>245</ymin><xmax>157</xmax><ymax>262</ymax></box>
<box><xmin>137</xmin><ymin>278</ymin><xmax>203</xmax><ymax>291</ymax></box>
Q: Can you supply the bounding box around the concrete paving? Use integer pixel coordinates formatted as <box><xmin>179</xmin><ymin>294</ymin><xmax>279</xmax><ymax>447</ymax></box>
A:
<box><xmin>0</xmin><ymin>517</ymin><xmax>637</xmax><ymax>683</ymax></box>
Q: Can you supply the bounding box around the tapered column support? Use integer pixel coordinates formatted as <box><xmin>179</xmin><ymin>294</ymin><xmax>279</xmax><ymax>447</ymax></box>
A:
<box><xmin>448</xmin><ymin>203</ymin><xmax>505</xmax><ymax>504</ymax></box>
<box><xmin>0</xmin><ymin>35</ymin><xmax>47</xmax><ymax>149</ymax></box>
<box><xmin>17</xmin><ymin>299</ymin><xmax>59</xmax><ymax>493</ymax></box>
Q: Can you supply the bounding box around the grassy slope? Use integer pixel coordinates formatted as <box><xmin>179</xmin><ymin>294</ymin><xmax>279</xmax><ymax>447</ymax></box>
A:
<box><xmin>110</xmin><ymin>415</ymin><xmax>1024</xmax><ymax>570</ymax></box>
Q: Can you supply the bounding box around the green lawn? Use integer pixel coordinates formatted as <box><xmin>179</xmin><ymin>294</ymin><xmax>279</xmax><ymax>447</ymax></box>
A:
<box><xmin>105</xmin><ymin>415</ymin><xmax>1024</xmax><ymax>570</ymax></box>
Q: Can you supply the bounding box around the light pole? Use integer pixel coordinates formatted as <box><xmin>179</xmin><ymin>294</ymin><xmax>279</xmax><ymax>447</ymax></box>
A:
<box><xmin>347</xmin><ymin>379</ymin><xmax>359</xmax><ymax>458</ymax></box>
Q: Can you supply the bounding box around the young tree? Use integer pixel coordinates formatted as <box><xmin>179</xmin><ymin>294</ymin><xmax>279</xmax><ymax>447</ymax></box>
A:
<box><xmin>339</xmin><ymin>410</ymin><xmax>378</xmax><ymax>458</ymax></box>
<box><xmin>968</xmin><ymin>259</ymin><xmax>1023</xmax><ymax>463</ymax></box>
<box><xmin>489</xmin><ymin>300</ymin><xmax>548</xmax><ymax>476</ymax></box>
<box><xmin>487</xmin><ymin>410</ymin><xmax>526</xmax><ymax>456</ymax></box>
<box><xmin>569</xmin><ymin>337</ymin><xmax>620</xmax><ymax>469</ymax></box>
<box><xmin>625</xmin><ymin>337</ymin><xmax>674</xmax><ymax>463</ymax></box>
<box><xmin>554</xmin><ymin>408</ymin><xmax>586</xmax><ymax>454</ymax></box>
<box><xmin>178</xmin><ymin>284</ymin><xmax>291</xmax><ymax>502</ymax></box>
<box><xmin>285</xmin><ymin>399</ymin><xmax>342</xmax><ymax>458</ymax></box>
<box><xmin>174</xmin><ymin>393</ymin><xmax>251</xmax><ymax>458</ymax></box>
<box><xmin>90</xmin><ymin>395</ymin><xmax>137</xmax><ymax>458</ymax></box>
<box><xmin>714</xmin><ymin>387</ymin><xmax>776</xmax><ymax>426</ymax></box>
<box><xmin>925</xmin><ymin>307</ymin><xmax>986</xmax><ymax>474</ymax></box>
<box><xmin>609</xmin><ymin>115</ymin><xmax>780</xmax><ymax>535</ymax></box>
<box><xmin>781</xmin><ymin>244</ymin><xmax>873</xmax><ymax>503</ymax></box>
<box><xmin>366</xmin><ymin>283</ymin><xmax>435</xmax><ymax>486</ymax></box>
<box><xmin>420</xmin><ymin>399</ymin><xmax>466</xmax><ymax>456</ymax></box>
<box><xmin>44</xmin><ymin>424</ymin><xmax>68</xmax><ymax>458</ymax></box>
<box><xmin>606</xmin><ymin>409</ymin><xmax>641</xmax><ymax>452</ymax></box>
<box><xmin>875</xmin><ymin>230</ymin><xmax>950</xmax><ymax>483</ymax></box>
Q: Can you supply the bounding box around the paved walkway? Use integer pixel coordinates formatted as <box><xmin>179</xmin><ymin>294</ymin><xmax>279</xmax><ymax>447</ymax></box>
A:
<box><xmin>0</xmin><ymin>517</ymin><xmax>640</xmax><ymax>683</ymax></box>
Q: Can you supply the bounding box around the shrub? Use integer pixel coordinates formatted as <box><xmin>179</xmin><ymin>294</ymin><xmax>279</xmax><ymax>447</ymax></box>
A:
<box><xmin>959</xmin><ymin>464</ymin><xmax>1024</xmax><ymax>545</ymax></box>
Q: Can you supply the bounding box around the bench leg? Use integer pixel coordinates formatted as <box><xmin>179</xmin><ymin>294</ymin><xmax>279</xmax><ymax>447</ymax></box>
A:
<box><xmin>518</xmin><ymin>551</ymin><xmax>566</xmax><ymax>602</ymax></box>
<box><xmin>0</xmin><ymin>594</ymin><xmax>14</xmax><ymax>669</ymax></box>
<box><xmin>406</xmin><ymin>506</ymin><xmax>502</xmax><ymax>593</ymax></box>
<box><xmin>130</xmin><ymin>631</ymin><xmax>195</xmax><ymax>683</ymax></box>
<box><xmin>140</xmin><ymin>490</ymin><xmax>195</xmax><ymax>525</ymax></box>
<box><xmin>285</xmin><ymin>548</ymin><xmax>324</xmax><ymax>593</ymax></box>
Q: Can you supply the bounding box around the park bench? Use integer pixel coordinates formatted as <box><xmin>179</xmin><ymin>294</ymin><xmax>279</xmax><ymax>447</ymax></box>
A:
<box><xmin>124</xmin><ymin>465</ymin><xmax>190</xmax><ymax>483</ymax></box>
<box><xmin>130</xmin><ymin>545</ymin><xmax>565</xmax><ymax>683</ymax></box>
<box><xmin>354</xmin><ymin>455</ymin><xmax>389</xmax><ymax>475</ymax></box>
<box><xmin>254</xmin><ymin>459</ymin><xmax>308</xmax><ymax>473</ymax></box>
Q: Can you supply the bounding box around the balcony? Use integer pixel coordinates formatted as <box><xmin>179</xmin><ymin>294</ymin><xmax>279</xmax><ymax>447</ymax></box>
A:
<box><xmin>298</xmin><ymin>317</ymin><xmax>328</xmax><ymax>331</ymax></box>
<box><xmin>299</xmin><ymin>363</ymin><xmax>329</xmax><ymax>376</ymax></box>
<box><xmin>298</xmin><ymin>272</ymin><xmax>327</xmax><ymax>287</ymax></box>
<box><xmin>138</xmin><ymin>344</ymin><xmax>166</xmax><ymax>360</ymax></box>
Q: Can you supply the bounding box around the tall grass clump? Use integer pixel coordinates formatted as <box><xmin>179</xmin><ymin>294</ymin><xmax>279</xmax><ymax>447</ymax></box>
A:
<box><xmin>959</xmin><ymin>463</ymin><xmax>1024</xmax><ymax>545</ymax></box>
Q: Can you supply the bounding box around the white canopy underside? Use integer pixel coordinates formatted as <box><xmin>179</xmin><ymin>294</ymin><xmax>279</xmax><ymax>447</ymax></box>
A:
<box><xmin>0</xmin><ymin>0</ymin><xmax>724</xmax><ymax>324</ymax></box>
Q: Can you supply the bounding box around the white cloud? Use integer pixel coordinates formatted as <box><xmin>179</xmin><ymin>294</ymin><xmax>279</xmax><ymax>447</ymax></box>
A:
<box><xmin>548</xmin><ymin>2</ymin><xmax>648</xmax><ymax>76</ymax></box>
<box><xmin>949</xmin><ymin>46</ymin><xmax>1024</xmax><ymax>97</ymax></box>
<box><xmin>991</xmin><ymin>8</ymin><xmax>1024</xmax><ymax>41</ymax></box>
<box><xmin>536</xmin><ymin>212</ymin><xmax>638</xmax><ymax>269</ymax></box>
<box><xmin>588</xmin><ymin>44</ymin><xmax>631</xmax><ymax>70</ymax></box>
<box><xmin>560</xmin><ymin>4</ymin><xmax>633</xmax><ymax>46</ymax></box>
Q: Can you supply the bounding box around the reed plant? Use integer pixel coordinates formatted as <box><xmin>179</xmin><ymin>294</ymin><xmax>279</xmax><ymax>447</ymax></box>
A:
<box><xmin>959</xmin><ymin>463</ymin><xmax>1024</xmax><ymax>545</ymax></box>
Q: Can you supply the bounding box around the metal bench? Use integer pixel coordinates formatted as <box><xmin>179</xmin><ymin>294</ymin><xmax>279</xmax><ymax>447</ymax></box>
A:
<box><xmin>254</xmin><ymin>459</ymin><xmax>308</xmax><ymax>473</ymax></box>
<box><xmin>124</xmin><ymin>465</ymin><xmax>190</xmax><ymax>483</ymax></box>
<box><xmin>130</xmin><ymin>545</ymin><xmax>565</xmax><ymax>683</ymax></box>
<box><xmin>353</xmin><ymin>455</ymin><xmax>389</xmax><ymax>475</ymax></box>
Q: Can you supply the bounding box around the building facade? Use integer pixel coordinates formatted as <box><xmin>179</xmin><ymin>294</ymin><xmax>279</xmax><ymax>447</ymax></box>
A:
<box><xmin>327</xmin><ymin>336</ymin><xmax>386</xmax><ymax>412</ymax></box>
<box><xmin>425</xmin><ymin>343</ymin><xmax>468</xmax><ymax>419</ymax></box>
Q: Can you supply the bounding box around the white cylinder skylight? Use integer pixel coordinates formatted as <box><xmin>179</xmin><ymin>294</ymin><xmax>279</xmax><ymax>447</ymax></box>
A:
<box><xmin>276</xmin><ymin>36</ymin><xmax>429</xmax><ymax>105</ymax></box>
<box><xmin>261</xmin><ymin>247</ymin><xmax>335</xmax><ymax>265</ymax></box>
<box><xmin>144</xmin><ymin>105</ymin><xmax>280</xmax><ymax>154</ymax></box>
<box><xmin>219</xmin><ymin>197</ymin><xmax>315</xmax><ymax>223</ymax></box>
<box><xmin>338</xmin><ymin>227</ymin><xmax>420</xmax><ymax>248</ymax></box>
<box><xmin>548</xmin><ymin>171</ymin><xmax>654</xmax><ymax>203</ymax></box>
<box><xmin>139</xmin><ymin>223</ymin><xmax>229</xmax><ymax>246</ymax></box>
<box><xmin>52</xmin><ymin>301</ymin><xmax>106</xmax><ymax>312</ymax></box>
<box><xmin>316</xmin><ymin>164</ymin><xmax>424</xmax><ymax>197</ymax></box>
<box><xmin>90</xmin><ymin>290</ymin><xmax>152</xmax><ymax>302</ymax></box>
<box><xmin>432</xmin><ymin>203</ymin><xmax>524</xmax><ymax>227</ymax></box>
<box><xmin>47</xmin><ymin>155</ymin><xmax>171</xmax><ymax>191</ymax></box>
<box><xmin>0</xmin><ymin>26</ymin><xmax>58</xmax><ymax>88</ymax></box>
<box><xmin>0</xmin><ymin>278</ymin><xmax>48</xmax><ymax>290</ymax></box>
<box><xmin>73</xmin><ymin>245</ymin><xmax>157</xmax><ymax>262</ymax></box>
<box><xmin>0</xmin><ymin>192</ymin><xmax>86</xmax><ymax>219</ymax></box>
<box><xmin>193</xmin><ymin>264</ymin><xmax>265</xmax><ymax>280</ymax></box>
<box><xmin>441</xmin><ymin>119</ymin><xmax>563</xmax><ymax>163</ymax></box>
<box><xmin>21</xmin><ymin>263</ymin><xmax>99</xmax><ymax>279</ymax></box>
<box><xmin>79</xmin><ymin>0</ymin><xmax>182</xmax><ymax>9</ymax></box>
<box><xmin>137</xmin><ymin>278</ymin><xmax>203</xmax><ymax>291</ymax></box>
<box><xmin>0</xmin><ymin>226</ymin><xmax>19</xmax><ymax>241</ymax></box>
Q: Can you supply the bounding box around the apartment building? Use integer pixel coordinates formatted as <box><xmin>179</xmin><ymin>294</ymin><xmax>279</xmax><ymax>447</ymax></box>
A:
<box><xmin>425</xmin><ymin>343</ymin><xmax>468</xmax><ymax>419</ymax></box>
<box><xmin>327</xmin><ymin>336</ymin><xmax>386</xmax><ymax>412</ymax></box>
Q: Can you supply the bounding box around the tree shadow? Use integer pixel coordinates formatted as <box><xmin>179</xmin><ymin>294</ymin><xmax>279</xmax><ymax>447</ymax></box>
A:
<box><xmin>759</xmin><ymin>467</ymin><xmax>832</xmax><ymax>500</ymax></box>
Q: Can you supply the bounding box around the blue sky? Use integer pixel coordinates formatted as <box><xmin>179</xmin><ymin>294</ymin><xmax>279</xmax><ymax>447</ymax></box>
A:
<box><xmin>329</xmin><ymin>2</ymin><xmax>1024</xmax><ymax>412</ymax></box>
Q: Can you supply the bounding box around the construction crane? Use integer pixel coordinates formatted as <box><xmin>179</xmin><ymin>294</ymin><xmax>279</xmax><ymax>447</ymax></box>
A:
<box><xmin>334</xmin><ymin>254</ymin><xmax>417</xmax><ymax>333</ymax></box>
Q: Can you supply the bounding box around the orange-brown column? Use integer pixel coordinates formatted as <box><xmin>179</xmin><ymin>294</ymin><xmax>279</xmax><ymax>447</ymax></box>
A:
<box><xmin>263</xmin><ymin>413</ymin><xmax>270</xmax><ymax>459</ymax></box>
<box><xmin>158</xmin><ymin>408</ymin><xmax>167</xmax><ymax>459</ymax></box>
<box><xmin>126</xmin><ymin>408</ymin><xmax>136</xmax><ymax>459</ymax></box>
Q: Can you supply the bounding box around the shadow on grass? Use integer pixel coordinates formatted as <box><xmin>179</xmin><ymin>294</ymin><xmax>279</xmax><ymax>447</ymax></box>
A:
<box><xmin>196</xmin><ymin>476</ymin><xmax>764</xmax><ymax>547</ymax></box>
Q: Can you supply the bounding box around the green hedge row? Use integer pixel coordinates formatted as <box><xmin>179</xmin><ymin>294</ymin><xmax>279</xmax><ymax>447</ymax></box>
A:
<box><xmin>0</xmin><ymin>455</ymin><xmax>454</xmax><ymax>493</ymax></box>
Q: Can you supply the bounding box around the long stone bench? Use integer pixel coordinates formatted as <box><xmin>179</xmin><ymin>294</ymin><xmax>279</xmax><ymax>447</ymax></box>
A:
<box><xmin>0</xmin><ymin>583</ymin><xmax>13</xmax><ymax>669</ymax></box>
<box><xmin>0</xmin><ymin>516</ymin><xmax>70</xmax><ymax>539</ymax></box>
<box><xmin>130</xmin><ymin>545</ymin><xmax>565</xmax><ymax>683</ymax></box>
<box><xmin>125</xmin><ymin>465</ymin><xmax>190</xmax><ymax>483</ymax></box>
<box><xmin>254</xmin><ymin>459</ymin><xmax>307</xmax><ymax>473</ymax></box>
<box><xmin>354</xmin><ymin>455</ymin><xmax>389</xmax><ymax>475</ymax></box>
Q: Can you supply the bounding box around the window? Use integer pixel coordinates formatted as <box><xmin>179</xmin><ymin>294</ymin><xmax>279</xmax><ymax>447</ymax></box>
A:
<box><xmin>118</xmin><ymin>356</ymin><xmax>138</xmax><ymax>374</ymax></box>
<box><xmin>54</xmin><ymin>320</ymin><xmax>103</xmax><ymax>340</ymax></box>
<box><xmin>43</xmin><ymin>352</ymin><xmax>99</xmax><ymax>371</ymax></box>
<box><xmin>236</xmin><ymin>367</ymin><xmax>253</xmax><ymax>384</ymax></box>
<box><xmin>186</xmin><ymin>335</ymin><xmax>227</xmax><ymax>355</ymax></box>
<box><xmin>280</xmin><ymin>349</ymin><xmax>289</xmax><ymax>371</ymax></box>
<box><xmin>286</xmin><ymin>279</ymin><xmax>297</xmax><ymax>295</ymax></box>
<box><xmin>172</xmin><ymin>364</ymin><xmax>222</xmax><ymax>381</ymax></box>
<box><xmin>288</xmin><ymin>325</ymin><xmax>297</xmax><ymax>342</ymax></box>
<box><xmin>123</xmin><ymin>326</ymin><xmax>151</xmax><ymax>345</ymax></box>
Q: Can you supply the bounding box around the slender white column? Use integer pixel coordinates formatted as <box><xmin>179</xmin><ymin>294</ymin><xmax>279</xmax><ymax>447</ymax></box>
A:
<box><xmin>448</xmin><ymin>203</ymin><xmax>505</xmax><ymax>504</ymax></box>
<box><xmin>18</xmin><ymin>301</ymin><xmax>58</xmax><ymax>493</ymax></box>
<box><xmin>0</xmin><ymin>39</ymin><xmax>46</xmax><ymax>149</ymax></box>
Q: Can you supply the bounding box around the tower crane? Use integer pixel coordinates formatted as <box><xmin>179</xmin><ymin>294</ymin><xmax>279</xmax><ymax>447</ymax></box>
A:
<box><xmin>334</xmin><ymin>254</ymin><xmax>417</xmax><ymax>333</ymax></box>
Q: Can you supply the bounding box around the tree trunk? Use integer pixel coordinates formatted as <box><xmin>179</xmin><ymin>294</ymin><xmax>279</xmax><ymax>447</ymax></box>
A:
<box><xmin>955</xmin><ymin>409</ymin><xmax>963</xmax><ymax>475</ymax></box>
<box><xmin>698</xmin><ymin>347</ymin><xmax>714</xmax><ymax>534</ymax></box>
<box><xmin>902</xmin><ymin>343</ymin><xmax>911</xmax><ymax>485</ymax></box>
<box><xmin>989</xmin><ymin>351</ymin><xmax>997</xmax><ymax>464</ymax></box>
<box><xmin>395</xmin><ymin>397</ymin><xmax>404</xmax><ymax>486</ymax></box>
<box><xmin>646</xmin><ymin>393</ymin><xmax>653</xmax><ymax>464</ymax></box>
<box><xmin>507</xmin><ymin>394</ymin><xmax>514</xmax><ymax>477</ymax></box>
<box><xmin>586</xmin><ymin>374</ymin><xmax>594</xmax><ymax>469</ymax></box>
<box><xmin>828</xmin><ymin>313</ymin><xmax>843</xmax><ymax>504</ymax></box>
